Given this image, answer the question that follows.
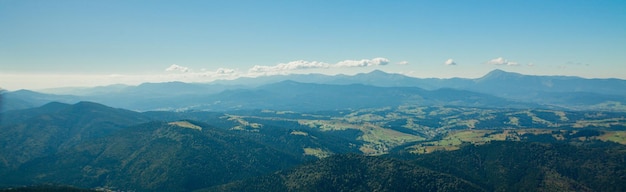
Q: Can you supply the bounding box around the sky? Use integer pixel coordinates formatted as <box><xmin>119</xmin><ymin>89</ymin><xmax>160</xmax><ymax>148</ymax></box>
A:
<box><xmin>1</xmin><ymin>0</ymin><xmax>625</xmax><ymax>90</ymax></box>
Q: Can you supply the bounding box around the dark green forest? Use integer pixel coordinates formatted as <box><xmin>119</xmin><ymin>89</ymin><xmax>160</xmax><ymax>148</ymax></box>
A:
<box><xmin>205</xmin><ymin>141</ymin><xmax>626</xmax><ymax>192</ymax></box>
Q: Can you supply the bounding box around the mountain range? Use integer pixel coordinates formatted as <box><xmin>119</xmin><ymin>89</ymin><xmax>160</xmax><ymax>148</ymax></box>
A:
<box><xmin>2</xmin><ymin>69</ymin><xmax>625</xmax><ymax>113</ymax></box>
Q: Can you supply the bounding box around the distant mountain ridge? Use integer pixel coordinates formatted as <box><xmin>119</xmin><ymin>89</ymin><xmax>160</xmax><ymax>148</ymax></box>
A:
<box><xmin>190</xmin><ymin>80</ymin><xmax>533</xmax><ymax>111</ymax></box>
<box><xmin>211</xmin><ymin>69</ymin><xmax>626</xmax><ymax>94</ymax></box>
<box><xmin>1</xmin><ymin>90</ymin><xmax>80</xmax><ymax>112</ymax></box>
<box><xmin>472</xmin><ymin>69</ymin><xmax>626</xmax><ymax>96</ymax></box>
<box><xmin>2</xmin><ymin>69</ymin><xmax>625</xmax><ymax>112</ymax></box>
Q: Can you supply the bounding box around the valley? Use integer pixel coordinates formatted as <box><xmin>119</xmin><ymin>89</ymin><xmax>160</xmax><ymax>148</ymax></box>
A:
<box><xmin>1</xmin><ymin>70</ymin><xmax>626</xmax><ymax>191</ymax></box>
<box><xmin>217</xmin><ymin>106</ymin><xmax>626</xmax><ymax>155</ymax></box>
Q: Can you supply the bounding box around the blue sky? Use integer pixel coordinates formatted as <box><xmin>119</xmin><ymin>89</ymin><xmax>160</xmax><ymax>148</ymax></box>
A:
<box><xmin>1</xmin><ymin>0</ymin><xmax>625</xmax><ymax>90</ymax></box>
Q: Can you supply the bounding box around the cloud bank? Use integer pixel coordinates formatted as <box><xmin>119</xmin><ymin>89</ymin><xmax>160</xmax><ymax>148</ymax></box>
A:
<box><xmin>215</xmin><ymin>68</ymin><xmax>236</xmax><ymax>75</ymax></box>
<box><xmin>248</xmin><ymin>57</ymin><xmax>390</xmax><ymax>74</ymax></box>
<box><xmin>45</xmin><ymin>57</ymin><xmax>393</xmax><ymax>90</ymax></box>
<box><xmin>162</xmin><ymin>57</ymin><xmax>391</xmax><ymax>80</ymax></box>
<box><xmin>335</xmin><ymin>57</ymin><xmax>390</xmax><ymax>67</ymax></box>
<box><xmin>249</xmin><ymin>60</ymin><xmax>330</xmax><ymax>73</ymax></box>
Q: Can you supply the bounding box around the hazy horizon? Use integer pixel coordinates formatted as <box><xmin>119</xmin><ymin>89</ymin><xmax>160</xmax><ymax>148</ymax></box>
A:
<box><xmin>3</xmin><ymin>68</ymin><xmax>625</xmax><ymax>92</ymax></box>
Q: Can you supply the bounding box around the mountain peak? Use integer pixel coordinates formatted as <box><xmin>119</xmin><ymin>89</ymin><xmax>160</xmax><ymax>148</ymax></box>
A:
<box><xmin>479</xmin><ymin>69</ymin><xmax>523</xmax><ymax>80</ymax></box>
<box><xmin>40</xmin><ymin>101</ymin><xmax>71</xmax><ymax>109</ymax></box>
<box><xmin>72</xmin><ymin>101</ymin><xmax>113</xmax><ymax>110</ymax></box>
<box><xmin>355</xmin><ymin>70</ymin><xmax>408</xmax><ymax>79</ymax></box>
<box><xmin>367</xmin><ymin>69</ymin><xmax>389</xmax><ymax>75</ymax></box>
<box><xmin>487</xmin><ymin>69</ymin><xmax>513</xmax><ymax>75</ymax></box>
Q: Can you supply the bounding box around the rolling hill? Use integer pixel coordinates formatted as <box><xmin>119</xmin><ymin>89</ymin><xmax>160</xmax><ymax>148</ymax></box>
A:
<box><xmin>0</xmin><ymin>101</ymin><xmax>150</xmax><ymax>171</ymax></box>
<box><xmin>204</xmin><ymin>154</ymin><xmax>485</xmax><ymax>192</ymax></box>
<box><xmin>0</xmin><ymin>102</ymin><xmax>359</xmax><ymax>191</ymax></box>
<box><xmin>205</xmin><ymin>141</ymin><xmax>626</xmax><ymax>192</ymax></box>
<box><xmin>12</xmin><ymin>121</ymin><xmax>304</xmax><ymax>191</ymax></box>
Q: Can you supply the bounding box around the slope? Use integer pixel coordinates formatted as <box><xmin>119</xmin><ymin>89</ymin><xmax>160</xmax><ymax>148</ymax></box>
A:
<box><xmin>208</xmin><ymin>141</ymin><xmax>626</xmax><ymax>192</ymax></box>
<box><xmin>204</xmin><ymin>154</ymin><xmax>485</xmax><ymax>192</ymax></box>
<box><xmin>408</xmin><ymin>141</ymin><xmax>626</xmax><ymax>191</ymax></box>
<box><xmin>0</xmin><ymin>101</ymin><xmax>150</xmax><ymax>171</ymax></box>
<box><xmin>12</xmin><ymin>121</ymin><xmax>304</xmax><ymax>191</ymax></box>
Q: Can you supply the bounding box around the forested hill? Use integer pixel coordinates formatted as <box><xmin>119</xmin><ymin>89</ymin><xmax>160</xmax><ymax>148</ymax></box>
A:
<box><xmin>409</xmin><ymin>141</ymin><xmax>626</xmax><ymax>191</ymax></box>
<box><xmin>205</xmin><ymin>141</ymin><xmax>626</xmax><ymax>192</ymax></box>
<box><xmin>203</xmin><ymin>154</ymin><xmax>485</xmax><ymax>192</ymax></box>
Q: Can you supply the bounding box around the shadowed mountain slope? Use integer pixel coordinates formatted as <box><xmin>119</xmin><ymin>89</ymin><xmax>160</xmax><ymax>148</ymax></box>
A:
<box><xmin>8</xmin><ymin>121</ymin><xmax>305</xmax><ymax>191</ymax></box>
<box><xmin>204</xmin><ymin>154</ymin><xmax>485</xmax><ymax>192</ymax></box>
<box><xmin>207</xmin><ymin>141</ymin><xmax>626</xmax><ymax>192</ymax></box>
<box><xmin>0</xmin><ymin>102</ymin><xmax>150</xmax><ymax>171</ymax></box>
<box><xmin>409</xmin><ymin>141</ymin><xmax>626</xmax><ymax>191</ymax></box>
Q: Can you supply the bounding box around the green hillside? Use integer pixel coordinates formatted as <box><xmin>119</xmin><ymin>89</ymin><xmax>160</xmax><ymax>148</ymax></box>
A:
<box><xmin>207</xmin><ymin>141</ymin><xmax>626</xmax><ymax>192</ymax></box>
<box><xmin>203</xmin><ymin>154</ymin><xmax>485</xmax><ymax>192</ymax></box>
<box><xmin>409</xmin><ymin>141</ymin><xmax>626</xmax><ymax>191</ymax></box>
<box><xmin>0</xmin><ymin>102</ymin><xmax>150</xmax><ymax>172</ymax></box>
<box><xmin>10</xmin><ymin>121</ymin><xmax>304</xmax><ymax>191</ymax></box>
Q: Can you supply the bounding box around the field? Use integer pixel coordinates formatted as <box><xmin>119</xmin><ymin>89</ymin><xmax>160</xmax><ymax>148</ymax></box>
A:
<box><xmin>406</xmin><ymin>129</ymin><xmax>626</xmax><ymax>154</ymax></box>
<box><xmin>222</xmin><ymin>105</ymin><xmax>626</xmax><ymax>155</ymax></box>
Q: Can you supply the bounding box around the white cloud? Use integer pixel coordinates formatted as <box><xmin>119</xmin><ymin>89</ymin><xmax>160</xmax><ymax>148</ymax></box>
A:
<box><xmin>197</xmin><ymin>68</ymin><xmax>240</xmax><ymax>79</ymax></box>
<box><xmin>249</xmin><ymin>60</ymin><xmax>330</xmax><ymax>73</ymax></box>
<box><xmin>335</xmin><ymin>57</ymin><xmax>389</xmax><ymax>67</ymax></box>
<box><xmin>165</xmin><ymin>64</ymin><xmax>190</xmax><ymax>72</ymax></box>
<box><xmin>282</xmin><ymin>60</ymin><xmax>329</xmax><ymax>70</ymax></box>
<box><xmin>444</xmin><ymin>59</ymin><xmax>456</xmax><ymax>66</ymax></box>
<box><xmin>398</xmin><ymin>61</ymin><xmax>409</xmax><ymax>65</ymax></box>
<box><xmin>487</xmin><ymin>57</ymin><xmax>518</xmax><ymax>66</ymax></box>
<box><xmin>248</xmin><ymin>65</ymin><xmax>272</xmax><ymax>73</ymax></box>
<box><xmin>164</xmin><ymin>64</ymin><xmax>239</xmax><ymax>79</ymax></box>
<box><xmin>248</xmin><ymin>57</ymin><xmax>390</xmax><ymax>74</ymax></box>
<box><xmin>215</xmin><ymin>68</ymin><xmax>236</xmax><ymax>74</ymax></box>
